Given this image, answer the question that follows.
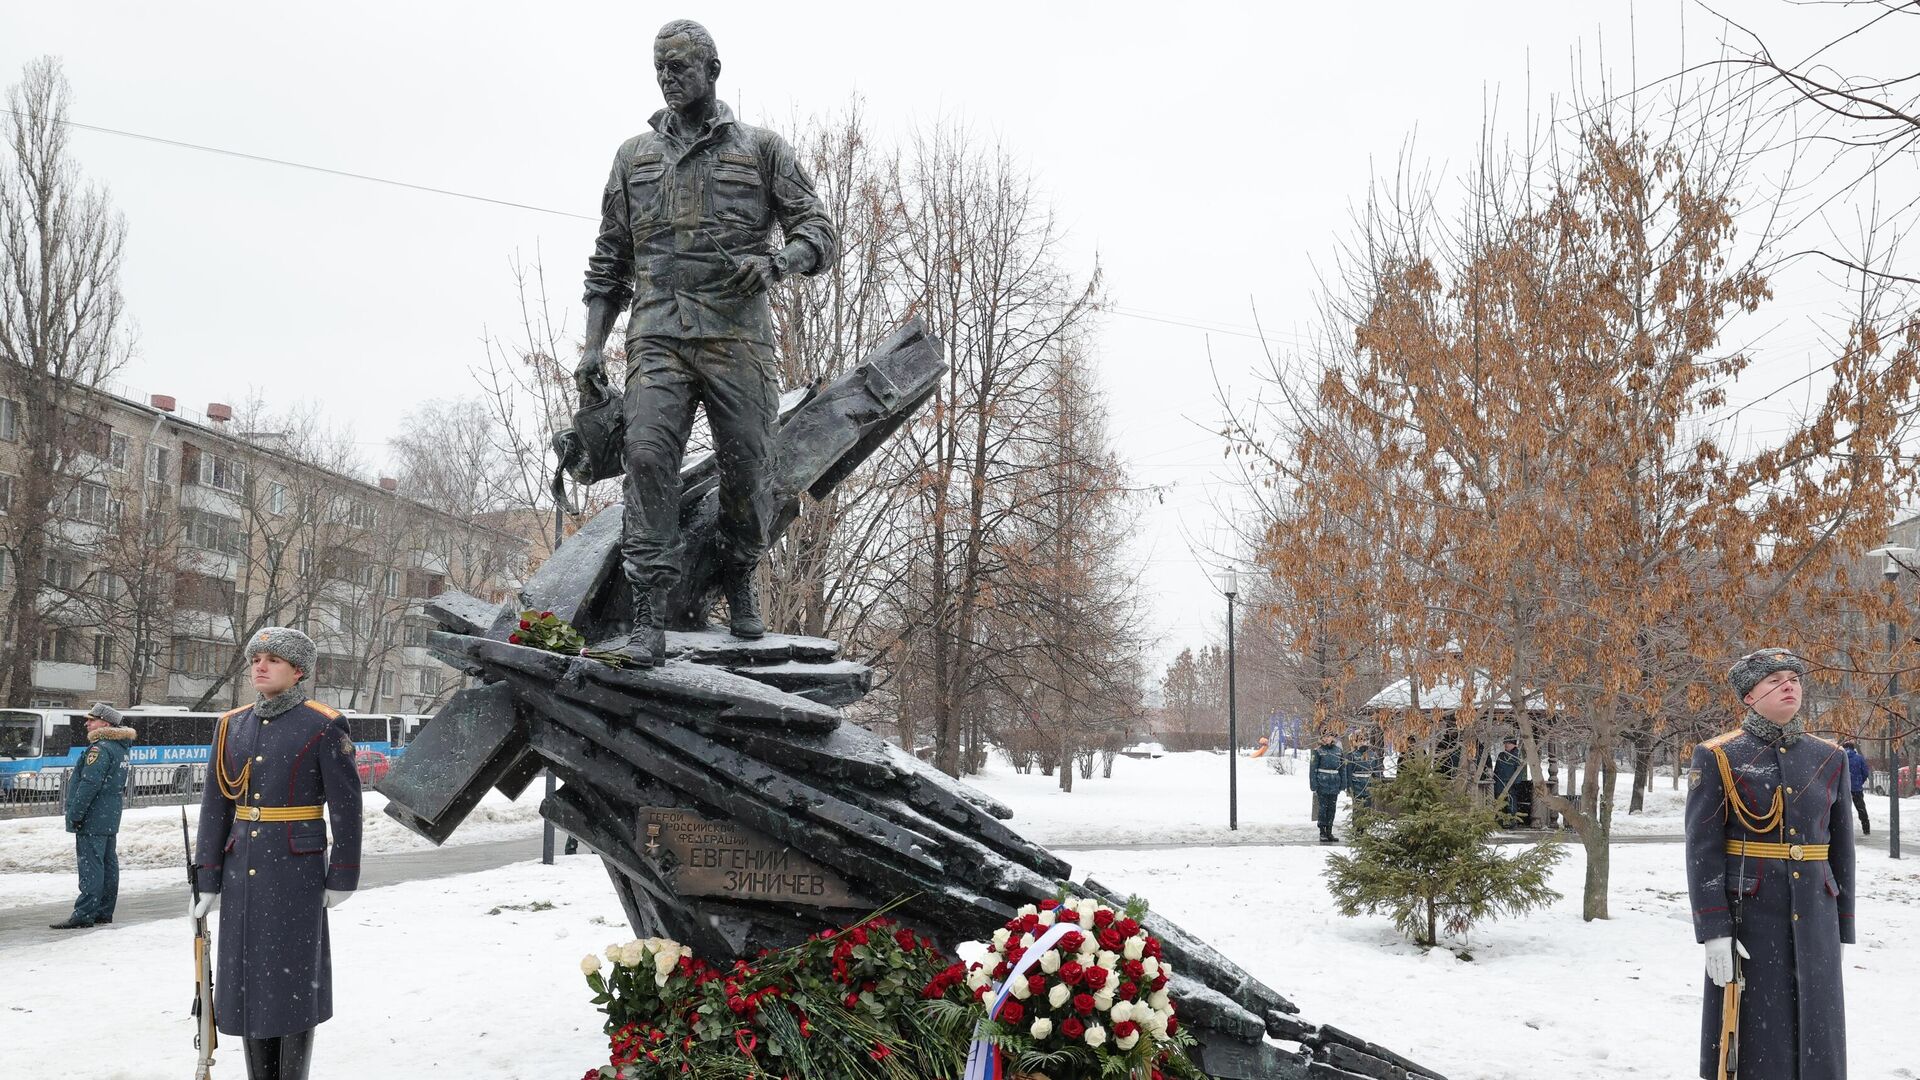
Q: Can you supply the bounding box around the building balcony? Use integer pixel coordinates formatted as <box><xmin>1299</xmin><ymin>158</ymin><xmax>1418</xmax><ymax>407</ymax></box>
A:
<box><xmin>180</xmin><ymin>482</ymin><xmax>242</xmax><ymax>515</ymax></box>
<box><xmin>32</xmin><ymin>661</ymin><xmax>98</xmax><ymax>693</ymax></box>
<box><xmin>167</xmin><ymin>673</ymin><xmax>222</xmax><ymax>703</ymax></box>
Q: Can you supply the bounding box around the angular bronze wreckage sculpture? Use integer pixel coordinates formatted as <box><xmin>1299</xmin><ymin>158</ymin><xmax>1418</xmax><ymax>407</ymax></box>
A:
<box><xmin>380</xmin><ymin>322</ymin><xmax>1446</xmax><ymax>1080</ymax></box>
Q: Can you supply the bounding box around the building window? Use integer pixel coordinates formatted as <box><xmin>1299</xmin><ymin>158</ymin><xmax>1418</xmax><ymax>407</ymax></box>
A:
<box><xmin>67</xmin><ymin>480</ymin><xmax>112</xmax><ymax>525</ymax></box>
<box><xmin>43</xmin><ymin>554</ymin><xmax>78</xmax><ymax>590</ymax></box>
<box><xmin>40</xmin><ymin>628</ymin><xmax>80</xmax><ymax>663</ymax></box>
<box><xmin>93</xmin><ymin>634</ymin><xmax>114</xmax><ymax>672</ymax></box>
<box><xmin>415</xmin><ymin>668</ymin><xmax>442</xmax><ymax>695</ymax></box>
<box><xmin>0</xmin><ymin>398</ymin><xmax>19</xmax><ymax>442</ymax></box>
<box><xmin>0</xmin><ymin>473</ymin><xmax>13</xmax><ymax>513</ymax></box>
<box><xmin>316</xmin><ymin>654</ymin><xmax>357</xmax><ymax>689</ymax></box>
<box><xmin>182</xmin><ymin>508</ymin><xmax>243</xmax><ymax>556</ymax></box>
<box><xmin>146</xmin><ymin>445</ymin><xmax>170</xmax><ymax>484</ymax></box>
<box><xmin>385</xmin><ymin>569</ymin><xmax>400</xmax><ymax>598</ymax></box>
<box><xmin>268</xmin><ymin>482</ymin><xmax>288</xmax><ymax>515</ymax></box>
<box><xmin>109</xmin><ymin>432</ymin><xmax>130</xmax><ymax>471</ymax></box>
<box><xmin>378</xmin><ymin>670</ymin><xmax>396</xmax><ymax>696</ymax></box>
<box><xmin>298</xmin><ymin>546</ymin><xmax>314</xmax><ymax>576</ymax></box>
<box><xmin>171</xmin><ymin>637</ymin><xmax>228</xmax><ymax>677</ymax></box>
<box><xmin>404</xmin><ymin>622</ymin><xmax>433</xmax><ymax>647</ymax></box>
<box><xmin>175</xmin><ymin>571</ymin><xmax>237</xmax><ymax>615</ymax></box>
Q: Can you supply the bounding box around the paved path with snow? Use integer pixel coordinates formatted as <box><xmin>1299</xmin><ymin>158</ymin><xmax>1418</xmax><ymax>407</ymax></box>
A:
<box><xmin>0</xmin><ymin>835</ymin><xmax>545</xmax><ymax>944</ymax></box>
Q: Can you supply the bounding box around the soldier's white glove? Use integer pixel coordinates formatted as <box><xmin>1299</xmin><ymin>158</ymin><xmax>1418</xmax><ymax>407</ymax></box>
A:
<box><xmin>325</xmin><ymin>889</ymin><xmax>352</xmax><ymax>910</ymax></box>
<box><xmin>190</xmin><ymin>893</ymin><xmax>219</xmax><ymax>919</ymax></box>
<box><xmin>1704</xmin><ymin>936</ymin><xmax>1751</xmax><ymax>987</ymax></box>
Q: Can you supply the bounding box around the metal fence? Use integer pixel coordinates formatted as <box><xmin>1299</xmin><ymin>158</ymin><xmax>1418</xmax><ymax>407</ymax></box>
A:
<box><xmin>1</xmin><ymin>763</ymin><xmax>207</xmax><ymax>819</ymax></box>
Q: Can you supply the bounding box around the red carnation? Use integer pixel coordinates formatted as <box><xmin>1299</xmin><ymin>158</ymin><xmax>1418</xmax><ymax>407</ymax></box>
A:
<box><xmin>1040</xmin><ymin>899</ymin><xmax>1059</xmax><ymax>910</ymax></box>
<box><xmin>1119</xmin><ymin>980</ymin><xmax>1139</xmax><ymax>999</ymax></box>
<box><xmin>1114</xmin><ymin>1020</ymin><xmax>1139</xmax><ymax>1039</ymax></box>
<box><xmin>870</xmin><ymin>1042</ymin><xmax>893</xmax><ymax>1061</ymax></box>
<box><xmin>540</xmin><ymin>610</ymin><xmax>554</xmax><ymax>618</ymax></box>
<box><xmin>1061</xmin><ymin>1017</ymin><xmax>1086</xmax><ymax>1039</ymax></box>
<box><xmin>895</xmin><ymin>929</ymin><xmax>917</xmax><ymax>951</ymax></box>
<box><xmin>999</xmin><ymin>1000</ymin><xmax>1026</xmax><ymax>1024</ymax></box>
<box><xmin>1084</xmin><ymin>967</ymin><xmax>1109</xmax><ymax>990</ymax></box>
<box><xmin>993</xmin><ymin>960</ymin><xmax>1012</xmax><ymax>980</ymax></box>
<box><xmin>845</xmin><ymin>992</ymin><xmax>861</xmax><ymax>1008</ymax></box>
<box><xmin>1092</xmin><ymin>908</ymin><xmax>1115</xmax><ymax>929</ymax></box>
<box><xmin>850</xmin><ymin>927</ymin><xmax>869</xmax><ymax>945</ymax></box>
<box><xmin>1165</xmin><ymin>1015</ymin><xmax>1179</xmax><ymax>1036</ymax></box>
<box><xmin>1058</xmin><ymin>931</ymin><xmax>1086</xmax><ymax>954</ymax></box>
<box><xmin>1027</xmin><ymin>974</ymin><xmax>1046</xmax><ymax>995</ymax></box>
<box><xmin>1098</xmin><ymin>928</ymin><xmax>1124</xmax><ymax>951</ymax></box>
<box><xmin>508</xmin><ymin>633</ymin><xmax>522</xmax><ymax>644</ymax></box>
<box><xmin>1059</xmin><ymin>960</ymin><xmax>1085</xmax><ymax>986</ymax></box>
<box><xmin>1072</xmin><ymin>992</ymin><xmax>1095</xmax><ymax>1015</ymax></box>
<box><xmin>519</xmin><ymin>619</ymin><xmax>532</xmax><ymax>630</ymax></box>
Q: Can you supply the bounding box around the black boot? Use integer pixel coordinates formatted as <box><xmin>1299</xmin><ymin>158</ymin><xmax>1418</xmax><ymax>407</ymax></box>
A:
<box><xmin>243</xmin><ymin>1036</ymin><xmax>281</xmax><ymax>1080</ymax></box>
<box><xmin>278</xmin><ymin>1028</ymin><xmax>316</xmax><ymax>1080</ymax></box>
<box><xmin>724</xmin><ymin>570</ymin><xmax>765</xmax><ymax>639</ymax></box>
<box><xmin>625</xmin><ymin>584</ymin><xmax>666</xmax><ymax>667</ymax></box>
<box><xmin>48</xmin><ymin>916</ymin><xmax>94</xmax><ymax>930</ymax></box>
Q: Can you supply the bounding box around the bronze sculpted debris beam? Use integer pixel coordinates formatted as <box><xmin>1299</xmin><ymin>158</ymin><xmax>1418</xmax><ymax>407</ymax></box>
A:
<box><xmin>380</xmin><ymin>16</ymin><xmax>1444</xmax><ymax>1080</ymax></box>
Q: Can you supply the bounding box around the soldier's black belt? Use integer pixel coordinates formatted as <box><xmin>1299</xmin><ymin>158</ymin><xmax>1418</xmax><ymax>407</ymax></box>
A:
<box><xmin>1726</xmin><ymin>840</ymin><xmax>1828</xmax><ymax>861</ymax></box>
<box><xmin>235</xmin><ymin>804</ymin><xmax>324</xmax><ymax>822</ymax></box>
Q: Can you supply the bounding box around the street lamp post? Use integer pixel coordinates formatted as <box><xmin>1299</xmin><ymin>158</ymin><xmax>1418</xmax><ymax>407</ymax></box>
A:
<box><xmin>1220</xmin><ymin>569</ymin><xmax>1238</xmax><ymax>831</ymax></box>
<box><xmin>1867</xmin><ymin>542</ymin><xmax>1912</xmax><ymax>860</ymax></box>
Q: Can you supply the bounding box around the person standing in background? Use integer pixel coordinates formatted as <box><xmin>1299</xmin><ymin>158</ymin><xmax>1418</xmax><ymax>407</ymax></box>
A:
<box><xmin>1844</xmin><ymin>739</ymin><xmax>1871</xmax><ymax>836</ymax></box>
<box><xmin>49</xmin><ymin>702</ymin><xmax>135</xmax><ymax>930</ymax></box>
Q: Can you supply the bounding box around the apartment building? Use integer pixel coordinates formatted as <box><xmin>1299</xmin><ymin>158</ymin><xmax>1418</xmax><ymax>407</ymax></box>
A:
<box><xmin>0</xmin><ymin>384</ymin><xmax>527</xmax><ymax>713</ymax></box>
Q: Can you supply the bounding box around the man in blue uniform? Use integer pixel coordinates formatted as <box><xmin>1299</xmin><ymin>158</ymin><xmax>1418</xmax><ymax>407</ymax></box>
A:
<box><xmin>575</xmin><ymin>18</ymin><xmax>839</xmax><ymax>663</ymax></box>
<box><xmin>1685</xmin><ymin>648</ymin><xmax>1853</xmax><ymax>1080</ymax></box>
<box><xmin>1491</xmin><ymin>736</ymin><xmax>1525</xmax><ymax>824</ymax></box>
<box><xmin>50</xmin><ymin>702</ymin><xmax>135</xmax><ymax>930</ymax></box>
<box><xmin>1309</xmin><ymin>732</ymin><xmax>1347</xmax><ymax>842</ymax></box>
<box><xmin>191</xmin><ymin>628</ymin><xmax>361</xmax><ymax>1080</ymax></box>
<box><xmin>1344</xmin><ymin>735</ymin><xmax>1383</xmax><ymax>810</ymax></box>
<box><xmin>1843</xmin><ymin>739</ymin><xmax>1871</xmax><ymax>835</ymax></box>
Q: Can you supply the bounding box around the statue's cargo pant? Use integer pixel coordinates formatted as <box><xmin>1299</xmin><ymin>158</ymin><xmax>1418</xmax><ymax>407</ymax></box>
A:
<box><xmin>621</xmin><ymin>335</ymin><xmax>778</xmax><ymax>588</ymax></box>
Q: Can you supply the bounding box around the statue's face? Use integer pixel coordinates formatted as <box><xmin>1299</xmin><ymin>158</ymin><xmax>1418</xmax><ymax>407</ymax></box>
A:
<box><xmin>655</xmin><ymin>35</ymin><xmax>717</xmax><ymax>111</ymax></box>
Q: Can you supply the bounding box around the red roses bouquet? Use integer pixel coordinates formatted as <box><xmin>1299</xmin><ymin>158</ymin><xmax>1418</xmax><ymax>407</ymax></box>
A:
<box><xmin>507</xmin><ymin>608</ymin><xmax>628</xmax><ymax>667</ymax></box>
<box><xmin>930</xmin><ymin>894</ymin><xmax>1205</xmax><ymax>1080</ymax></box>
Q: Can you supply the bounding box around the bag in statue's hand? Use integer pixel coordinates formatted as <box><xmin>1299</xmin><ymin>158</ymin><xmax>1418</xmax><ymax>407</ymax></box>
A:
<box><xmin>553</xmin><ymin>383</ymin><xmax>625</xmax><ymax>485</ymax></box>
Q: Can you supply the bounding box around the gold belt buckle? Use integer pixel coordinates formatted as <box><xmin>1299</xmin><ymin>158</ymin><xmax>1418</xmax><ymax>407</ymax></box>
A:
<box><xmin>1788</xmin><ymin>843</ymin><xmax>1806</xmax><ymax>861</ymax></box>
<box><xmin>240</xmin><ymin>805</ymin><xmax>260</xmax><ymax>822</ymax></box>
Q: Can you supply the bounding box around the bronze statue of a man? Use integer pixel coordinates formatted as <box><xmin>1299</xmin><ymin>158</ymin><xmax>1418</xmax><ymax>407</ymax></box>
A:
<box><xmin>576</xmin><ymin>18</ymin><xmax>838</xmax><ymax>664</ymax></box>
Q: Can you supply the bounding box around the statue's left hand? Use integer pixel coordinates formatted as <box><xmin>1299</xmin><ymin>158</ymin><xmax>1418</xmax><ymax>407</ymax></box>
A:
<box><xmin>725</xmin><ymin>255</ymin><xmax>779</xmax><ymax>296</ymax></box>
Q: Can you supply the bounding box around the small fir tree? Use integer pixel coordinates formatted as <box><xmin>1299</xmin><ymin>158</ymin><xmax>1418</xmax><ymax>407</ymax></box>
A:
<box><xmin>1324</xmin><ymin>754</ymin><xmax>1564</xmax><ymax>947</ymax></box>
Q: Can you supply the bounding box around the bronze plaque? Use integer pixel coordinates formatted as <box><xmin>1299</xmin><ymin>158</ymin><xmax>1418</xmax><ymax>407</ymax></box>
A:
<box><xmin>638</xmin><ymin>807</ymin><xmax>861</xmax><ymax>907</ymax></box>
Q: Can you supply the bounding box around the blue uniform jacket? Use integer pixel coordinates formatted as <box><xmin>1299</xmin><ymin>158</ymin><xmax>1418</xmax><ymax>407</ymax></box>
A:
<box><xmin>192</xmin><ymin>699</ymin><xmax>362</xmax><ymax>1038</ymax></box>
<box><xmin>66</xmin><ymin>726</ymin><xmax>134</xmax><ymax>834</ymax></box>
<box><xmin>1309</xmin><ymin>745</ymin><xmax>1348</xmax><ymax>794</ymax></box>
<box><xmin>1846</xmin><ymin>746</ymin><xmax>1870</xmax><ymax>793</ymax></box>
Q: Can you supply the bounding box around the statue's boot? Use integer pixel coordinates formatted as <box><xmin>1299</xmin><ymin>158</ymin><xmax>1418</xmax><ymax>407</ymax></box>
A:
<box><xmin>242</xmin><ymin>1036</ymin><xmax>281</xmax><ymax>1080</ymax></box>
<box><xmin>625</xmin><ymin>584</ymin><xmax>667</xmax><ymax>666</ymax></box>
<box><xmin>278</xmin><ymin>1029</ymin><xmax>315</xmax><ymax>1080</ymax></box>
<box><xmin>724</xmin><ymin>570</ymin><xmax>765</xmax><ymax>640</ymax></box>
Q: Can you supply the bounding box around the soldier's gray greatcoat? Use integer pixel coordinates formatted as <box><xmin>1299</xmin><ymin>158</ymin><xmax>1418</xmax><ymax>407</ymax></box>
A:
<box><xmin>193</xmin><ymin>699</ymin><xmax>362</xmax><ymax>1038</ymax></box>
<box><xmin>1685</xmin><ymin>727</ymin><xmax>1855</xmax><ymax>1080</ymax></box>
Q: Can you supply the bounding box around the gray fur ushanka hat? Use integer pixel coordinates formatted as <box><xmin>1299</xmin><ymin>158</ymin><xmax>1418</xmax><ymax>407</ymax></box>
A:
<box><xmin>246</xmin><ymin>626</ymin><xmax>316</xmax><ymax>677</ymax></box>
<box><xmin>1728</xmin><ymin>647</ymin><xmax>1806</xmax><ymax>699</ymax></box>
<box><xmin>85</xmin><ymin>701</ymin><xmax>123</xmax><ymax>724</ymax></box>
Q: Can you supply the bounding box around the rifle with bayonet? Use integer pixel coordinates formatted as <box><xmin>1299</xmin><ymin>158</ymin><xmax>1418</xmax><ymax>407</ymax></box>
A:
<box><xmin>183</xmin><ymin>809</ymin><xmax>217</xmax><ymax>1079</ymax></box>
<box><xmin>1717</xmin><ymin>850</ymin><xmax>1749</xmax><ymax>1080</ymax></box>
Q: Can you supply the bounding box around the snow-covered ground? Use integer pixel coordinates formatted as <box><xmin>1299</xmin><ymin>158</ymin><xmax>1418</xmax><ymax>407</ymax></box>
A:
<box><xmin>969</xmin><ymin>749</ymin><xmax>1695</xmax><ymax>847</ymax></box>
<box><xmin>5</xmin><ymin>750</ymin><xmax>1915</xmax><ymax>1079</ymax></box>
<box><xmin>2</xmin><ymin>836</ymin><xmax>1914</xmax><ymax>1079</ymax></box>
<box><xmin>0</xmin><ymin>789</ymin><xmax>543</xmax><ymax>910</ymax></box>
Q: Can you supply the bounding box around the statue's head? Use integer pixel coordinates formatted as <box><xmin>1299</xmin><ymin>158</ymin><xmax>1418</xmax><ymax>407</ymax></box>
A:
<box><xmin>655</xmin><ymin>19</ymin><xmax>720</xmax><ymax>113</ymax></box>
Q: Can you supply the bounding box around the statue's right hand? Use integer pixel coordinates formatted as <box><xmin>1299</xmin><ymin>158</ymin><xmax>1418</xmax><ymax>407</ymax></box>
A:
<box><xmin>575</xmin><ymin>351</ymin><xmax>609</xmax><ymax>401</ymax></box>
<box><xmin>191</xmin><ymin>893</ymin><xmax>219</xmax><ymax>920</ymax></box>
<box><xmin>1703</xmin><ymin>936</ymin><xmax>1749</xmax><ymax>986</ymax></box>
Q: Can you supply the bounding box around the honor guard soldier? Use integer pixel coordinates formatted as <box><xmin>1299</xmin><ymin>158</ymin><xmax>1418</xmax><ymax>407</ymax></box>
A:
<box><xmin>50</xmin><ymin>702</ymin><xmax>136</xmax><ymax>929</ymax></box>
<box><xmin>1685</xmin><ymin>648</ymin><xmax>1854</xmax><ymax>1080</ymax></box>
<box><xmin>191</xmin><ymin>628</ymin><xmax>362</xmax><ymax>1080</ymax></box>
<box><xmin>1309</xmin><ymin>732</ymin><xmax>1348</xmax><ymax>842</ymax></box>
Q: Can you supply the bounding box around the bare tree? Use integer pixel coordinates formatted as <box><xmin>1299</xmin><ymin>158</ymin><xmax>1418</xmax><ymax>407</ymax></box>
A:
<box><xmin>0</xmin><ymin>56</ymin><xmax>133</xmax><ymax>704</ymax></box>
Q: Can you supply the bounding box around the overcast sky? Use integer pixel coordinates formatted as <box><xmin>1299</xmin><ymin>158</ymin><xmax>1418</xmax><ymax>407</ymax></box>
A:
<box><xmin>2</xmin><ymin>1</ymin><xmax>1908</xmax><ymax>673</ymax></box>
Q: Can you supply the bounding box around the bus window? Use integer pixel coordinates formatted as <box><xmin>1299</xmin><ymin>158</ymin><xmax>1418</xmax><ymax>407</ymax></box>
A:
<box><xmin>347</xmin><ymin>715</ymin><xmax>387</xmax><ymax>743</ymax></box>
<box><xmin>0</xmin><ymin>714</ymin><xmax>39</xmax><ymax>757</ymax></box>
